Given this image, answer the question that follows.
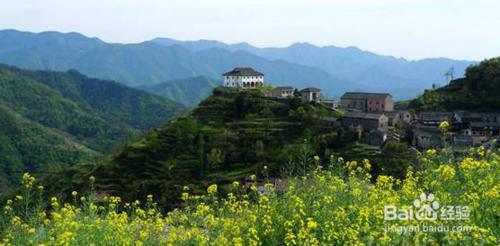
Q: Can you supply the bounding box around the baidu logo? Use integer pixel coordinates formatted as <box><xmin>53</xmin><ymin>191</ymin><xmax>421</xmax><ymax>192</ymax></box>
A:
<box><xmin>384</xmin><ymin>193</ymin><xmax>469</xmax><ymax>221</ymax></box>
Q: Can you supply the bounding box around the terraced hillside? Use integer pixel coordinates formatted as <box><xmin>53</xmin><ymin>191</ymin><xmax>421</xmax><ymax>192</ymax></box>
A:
<box><xmin>47</xmin><ymin>88</ymin><xmax>351</xmax><ymax>208</ymax></box>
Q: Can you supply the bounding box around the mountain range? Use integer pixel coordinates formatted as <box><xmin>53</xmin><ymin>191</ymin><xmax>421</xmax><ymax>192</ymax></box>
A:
<box><xmin>0</xmin><ymin>29</ymin><xmax>477</xmax><ymax>101</ymax></box>
<box><xmin>0</xmin><ymin>64</ymin><xmax>184</xmax><ymax>192</ymax></box>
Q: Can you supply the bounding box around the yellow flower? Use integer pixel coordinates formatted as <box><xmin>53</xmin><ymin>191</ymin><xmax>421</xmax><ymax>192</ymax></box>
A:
<box><xmin>439</xmin><ymin>120</ymin><xmax>450</xmax><ymax>131</ymax></box>
<box><xmin>71</xmin><ymin>191</ymin><xmax>78</xmax><ymax>197</ymax></box>
<box><xmin>306</xmin><ymin>218</ymin><xmax>318</xmax><ymax>230</ymax></box>
<box><xmin>207</xmin><ymin>184</ymin><xmax>218</xmax><ymax>194</ymax></box>
<box><xmin>426</xmin><ymin>149</ymin><xmax>437</xmax><ymax>156</ymax></box>
<box><xmin>314</xmin><ymin>155</ymin><xmax>320</xmax><ymax>161</ymax></box>
<box><xmin>438</xmin><ymin>165</ymin><xmax>456</xmax><ymax>180</ymax></box>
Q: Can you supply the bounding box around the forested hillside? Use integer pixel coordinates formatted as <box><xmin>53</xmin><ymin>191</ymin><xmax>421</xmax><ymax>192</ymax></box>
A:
<box><xmin>138</xmin><ymin>76</ymin><xmax>219</xmax><ymax>107</ymax></box>
<box><xmin>0</xmin><ymin>64</ymin><xmax>185</xmax><ymax>192</ymax></box>
<box><xmin>410</xmin><ymin>57</ymin><xmax>500</xmax><ymax>111</ymax></box>
<box><xmin>44</xmin><ymin>88</ymin><xmax>354</xmax><ymax>208</ymax></box>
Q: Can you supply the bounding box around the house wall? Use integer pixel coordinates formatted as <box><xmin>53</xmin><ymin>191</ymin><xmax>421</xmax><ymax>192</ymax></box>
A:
<box><xmin>342</xmin><ymin>117</ymin><xmax>388</xmax><ymax>132</ymax></box>
<box><xmin>341</xmin><ymin>99</ymin><xmax>366</xmax><ymax>111</ymax></box>
<box><xmin>224</xmin><ymin>75</ymin><xmax>264</xmax><ymax>88</ymax></box>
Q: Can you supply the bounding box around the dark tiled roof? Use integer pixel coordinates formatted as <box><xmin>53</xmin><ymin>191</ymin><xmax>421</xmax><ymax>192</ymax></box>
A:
<box><xmin>344</xmin><ymin>112</ymin><xmax>387</xmax><ymax>120</ymax></box>
<box><xmin>223</xmin><ymin>67</ymin><xmax>264</xmax><ymax>76</ymax></box>
<box><xmin>273</xmin><ymin>86</ymin><xmax>294</xmax><ymax>90</ymax></box>
<box><xmin>341</xmin><ymin>92</ymin><xmax>392</xmax><ymax>100</ymax></box>
<box><xmin>300</xmin><ymin>87</ymin><xmax>321</xmax><ymax>92</ymax></box>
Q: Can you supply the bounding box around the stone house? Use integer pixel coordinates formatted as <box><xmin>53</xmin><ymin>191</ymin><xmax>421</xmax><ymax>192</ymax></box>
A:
<box><xmin>412</xmin><ymin>128</ymin><xmax>442</xmax><ymax>150</ymax></box>
<box><xmin>342</xmin><ymin>112</ymin><xmax>389</xmax><ymax>133</ymax></box>
<box><xmin>384</xmin><ymin>110</ymin><xmax>413</xmax><ymax>127</ymax></box>
<box><xmin>340</xmin><ymin>92</ymin><xmax>394</xmax><ymax>112</ymax></box>
<box><xmin>271</xmin><ymin>86</ymin><xmax>294</xmax><ymax>98</ymax></box>
<box><xmin>300</xmin><ymin>87</ymin><xmax>321</xmax><ymax>103</ymax></box>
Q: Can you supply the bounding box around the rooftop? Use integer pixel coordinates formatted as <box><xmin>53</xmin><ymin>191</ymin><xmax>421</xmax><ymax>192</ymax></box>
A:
<box><xmin>223</xmin><ymin>67</ymin><xmax>264</xmax><ymax>76</ymax></box>
<box><xmin>341</xmin><ymin>92</ymin><xmax>392</xmax><ymax>99</ymax></box>
<box><xmin>300</xmin><ymin>87</ymin><xmax>321</xmax><ymax>93</ymax></box>
<box><xmin>273</xmin><ymin>86</ymin><xmax>294</xmax><ymax>90</ymax></box>
<box><xmin>344</xmin><ymin>112</ymin><xmax>387</xmax><ymax>120</ymax></box>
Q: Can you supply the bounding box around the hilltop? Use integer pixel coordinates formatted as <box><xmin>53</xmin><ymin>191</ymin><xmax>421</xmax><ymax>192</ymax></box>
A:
<box><xmin>410</xmin><ymin>57</ymin><xmax>500</xmax><ymax>111</ymax></box>
<box><xmin>0</xmin><ymin>64</ymin><xmax>185</xmax><ymax>192</ymax></box>
<box><xmin>44</xmin><ymin>88</ymin><xmax>352</xmax><ymax>207</ymax></box>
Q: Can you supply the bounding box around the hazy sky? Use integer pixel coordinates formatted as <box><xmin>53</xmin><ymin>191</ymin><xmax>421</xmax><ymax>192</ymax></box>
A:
<box><xmin>1</xmin><ymin>0</ymin><xmax>498</xmax><ymax>60</ymax></box>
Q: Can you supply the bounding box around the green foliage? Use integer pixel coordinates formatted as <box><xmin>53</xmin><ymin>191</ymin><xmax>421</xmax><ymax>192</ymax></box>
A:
<box><xmin>44</xmin><ymin>88</ymin><xmax>346</xmax><ymax>208</ymax></box>
<box><xmin>138</xmin><ymin>76</ymin><xmax>219</xmax><ymax>107</ymax></box>
<box><xmin>411</xmin><ymin>57</ymin><xmax>500</xmax><ymax>111</ymax></box>
<box><xmin>1</xmin><ymin>149</ymin><xmax>498</xmax><ymax>245</ymax></box>
<box><xmin>0</xmin><ymin>64</ymin><xmax>185</xmax><ymax>192</ymax></box>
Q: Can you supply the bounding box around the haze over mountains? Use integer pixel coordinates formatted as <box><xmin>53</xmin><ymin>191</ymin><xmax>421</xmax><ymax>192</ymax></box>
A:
<box><xmin>0</xmin><ymin>29</ymin><xmax>476</xmax><ymax>102</ymax></box>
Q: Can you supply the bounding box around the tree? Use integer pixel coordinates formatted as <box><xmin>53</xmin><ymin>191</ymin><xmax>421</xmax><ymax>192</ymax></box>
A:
<box><xmin>207</xmin><ymin>148</ymin><xmax>224</xmax><ymax>170</ymax></box>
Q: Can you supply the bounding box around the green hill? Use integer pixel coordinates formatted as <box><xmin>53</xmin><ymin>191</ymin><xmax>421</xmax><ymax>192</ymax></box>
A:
<box><xmin>0</xmin><ymin>106</ymin><xmax>99</xmax><ymax>192</ymax></box>
<box><xmin>45</xmin><ymin>88</ymin><xmax>352</xmax><ymax>208</ymax></box>
<box><xmin>0</xmin><ymin>64</ymin><xmax>185</xmax><ymax>192</ymax></box>
<box><xmin>138</xmin><ymin>76</ymin><xmax>219</xmax><ymax>107</ymax></box>
<box><xmin>410</xmin><ymin>57</ymin><xmax>500</xmax><ymax>111</ymax></box>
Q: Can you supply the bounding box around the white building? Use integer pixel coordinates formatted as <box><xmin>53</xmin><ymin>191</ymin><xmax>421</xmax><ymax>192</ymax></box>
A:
<box><xmin>223</xmin><ymin>67</ymin><xmax>264</xmax><ymax>88</ymax></box>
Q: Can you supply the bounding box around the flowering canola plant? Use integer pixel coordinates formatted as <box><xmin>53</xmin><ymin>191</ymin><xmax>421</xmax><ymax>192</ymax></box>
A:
<box><xmin>1</xmin><ymin>148</ymin><xmax>499</xmax><ymax>245</ymax></box>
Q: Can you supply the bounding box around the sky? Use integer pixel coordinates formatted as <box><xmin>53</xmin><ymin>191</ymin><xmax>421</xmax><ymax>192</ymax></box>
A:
<box><xmin>0</xmin><ymin>0</ymin><xmax>498</xmax><ymax>60</ymax></box>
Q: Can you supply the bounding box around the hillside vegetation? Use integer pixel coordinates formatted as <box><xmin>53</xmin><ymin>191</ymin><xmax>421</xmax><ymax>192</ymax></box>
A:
<box><xmin>0</xmin><ymin>106</ymin><xmax>98</xmax><ymax>192</ymax></box>
<box><xmin>138</xmin><ymin>76</ymin><xmax>219</xmax><ymax>107</ymax></box>
<box><xmin>1</xmin><ymin>148</ymin><xmax>497</xmax><ymax>245</ymax></box>
<box><xmin>43</xmin><ymin>88</ymin><xmax>352</xmax><ymax>208</ymax></box>
<box><xmin>0</xmin><ymin>64</ymin><xmax>185</xmax><ymax>192</ymax></box>
<box><xmin>410</xmin><ymin>57</ymin><xmax>500</xmax><ymax>111</ymax></box>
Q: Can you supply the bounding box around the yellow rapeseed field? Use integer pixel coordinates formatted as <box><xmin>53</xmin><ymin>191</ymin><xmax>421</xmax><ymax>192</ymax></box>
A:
<box><xmin>1</xmin><ymin>146</ymin><xmax>498</xmax><ymax>245</ymax></box>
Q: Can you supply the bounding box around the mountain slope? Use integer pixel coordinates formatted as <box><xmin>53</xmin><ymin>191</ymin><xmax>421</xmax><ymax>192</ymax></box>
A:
<box><xmin>44</xmin><ymin>88</ymin><xmax>353</xmax><ymax>207</ymax></box>
<box><xmin>152</xmin><ymin>38</ymin><xmax>477</xmax><ymax>99</ymax></box>
<box><xmin>0</xmin><ymin>30</ymin><xmax>355</xmax><ymax>97</ymax></box>
<box><xmin>0</xmin><ymin>64</ymin><xmax>185</xmax><ymax>192</ymax></box>
<box><xmin>138</xmin><ymin>76</ymin><xmax>219</xmax><ymax>107</ymax></box>
<box><xmin>0</xmin><ymin>105</ymin><xmax>99</xmax><ymax>192</ymax></box>
<box><xmin>410</xmin><ymin>57</ymin><xmax>500</xmax><ymax>111</ymax></box>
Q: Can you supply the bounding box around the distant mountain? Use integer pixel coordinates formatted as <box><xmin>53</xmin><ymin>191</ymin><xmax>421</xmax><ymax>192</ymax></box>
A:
<box><xmin>0</xmin><ymin>64</ymin><xmax>185</xmax><ymax>191</ymax></box>
<box><xmin>410</xmin><ymin>57</ymin><xmax>500</xmax><ymax>111</ymax></box>
<box><xmin>152</xmin><ymin>38</ymin><xmax>477</xmax><ymax>99</ymax></box>
<box><xmin>138</xmin><ymin>76</ymin><xmax>220</xmax><ymax>107</ymax></box>
<box><xmin>0</xmin><ymin>29</ymin><xmax>355</xmax><ymax>97</ymax></box>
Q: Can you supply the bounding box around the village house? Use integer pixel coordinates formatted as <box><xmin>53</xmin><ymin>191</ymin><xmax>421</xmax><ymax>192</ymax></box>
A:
<box><xmin>300</xmin><ymin>87</ymin><xmax>321</xmax><ymax>103</ymax></box>
<box><xmin>340</xmin><ymin>92</ymin><xmax>394</xmax><ymax>112</ymax></box>
<box><xmin>341</xmin><ymin>112</ymin><xmax>389</xmax><ymax>133</ymax></box>
<box><xmin>412</xmin><ymin>128</ymin><xmax>443</xmax><ymax>150</ymax></box>
<box><xmin>223</xmin><ymin>67</ymin><xmax>264</xmax><ymax>88</ymax></box>
<box><xmin>271</xmin><ymin>86</ymin><xmax>294</xmax><ymax>98</ymax></box>
<box><xmin>384</xmin><ymin>110</ymin><xmax>413</xmax><ymax>127</ymax></box>
<box><xmin>417</xmin><ymin>112</ymin><xmax>454</xmax><ymax>128</ymax></box>
<box><xmin>320</xmin><ymin>100</ymin><xmax>339</xmax><ymax>110</ymax></box>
